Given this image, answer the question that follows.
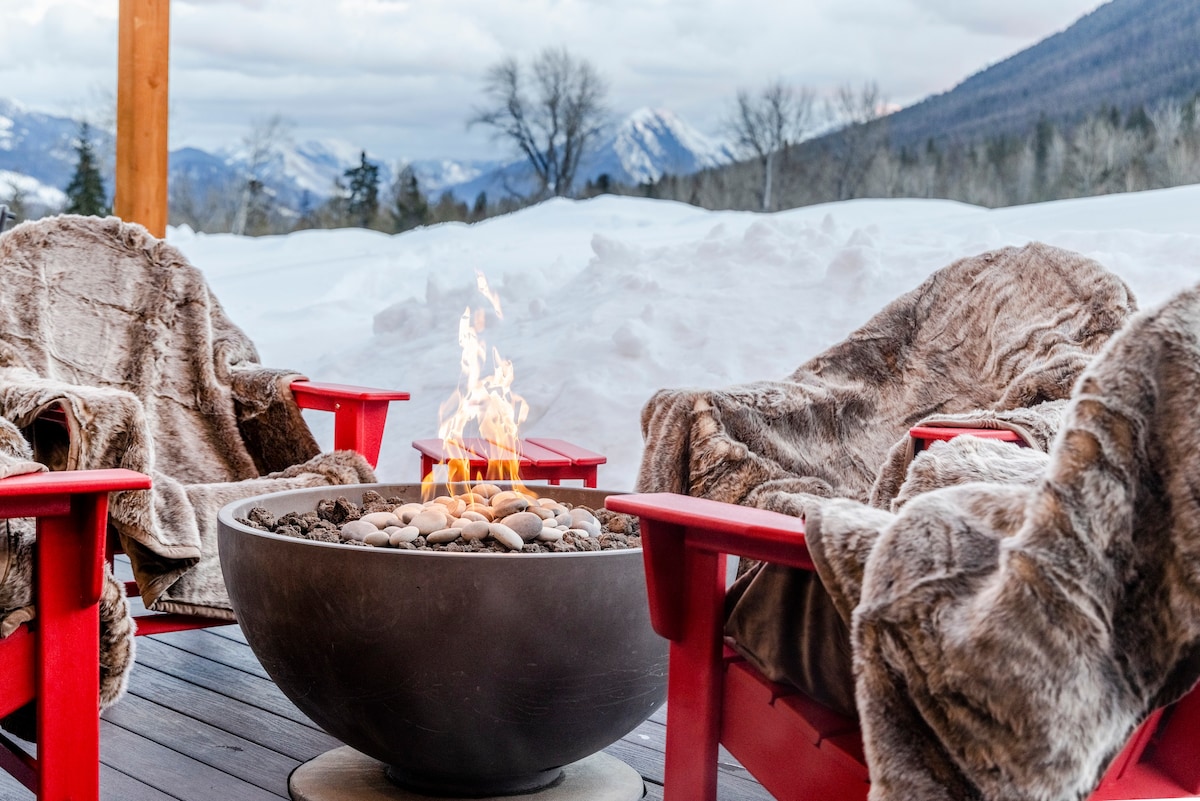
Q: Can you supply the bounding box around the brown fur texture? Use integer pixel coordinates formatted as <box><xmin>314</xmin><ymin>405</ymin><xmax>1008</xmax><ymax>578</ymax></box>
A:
<box><xmin>806</xmin><ymin>283</ymin><xmax>1200</xmax><ymax>800</ymax></box>
<box><xmin>0</xmin><ymin>415</ymin><xmax>135</xmax><ymax>739</ymax></box>
<box><xmin>637</xmin><ymin>243</ymin><xmax>1136</xmax><ymax>717</ymax></box>
<box><xmin>870</xmin><ymin>400</ymin><xmax>1067</xmax><ymax>509</ymax></box>
<box><xmin>636</xmin><ymin>243</ymin><xmax>1134</xmax><ymax>507</ymax></box>
<box><xmin>0</xmin><ymin>215</ymin><xmax>378</xmax><ymax>617</ymax></box>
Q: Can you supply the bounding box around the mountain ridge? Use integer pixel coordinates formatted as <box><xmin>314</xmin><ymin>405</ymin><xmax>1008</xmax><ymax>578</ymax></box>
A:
<box><xmin>0</xmin><ymin>102</ymin><xmax>731</xmax><ymax>214</ymax></box>
<box><xmin>882</xmin><ymin>0</ymin><xmax>1200</xmax><ymax>148</ymax></box>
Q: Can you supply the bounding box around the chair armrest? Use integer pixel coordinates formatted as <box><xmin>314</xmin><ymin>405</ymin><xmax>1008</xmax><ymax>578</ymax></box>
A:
<box><xmin>606</xmin><ymin>493</ymin><xmax>811</xmax><ymax>642</ymax></box>
<box><xmin>0</xmin><ymin>470</ymin><xmax>153</xmax><ymax>605</ymax></box>
<box><xmin>909</xmin><ymin>425</ymin><xmax>1025</xmax><ymax>454</ymax></box>
<box><xmin>289</xmin><ymin>380</ymin><xmax>410</xmax><ymax>468</ymax></box>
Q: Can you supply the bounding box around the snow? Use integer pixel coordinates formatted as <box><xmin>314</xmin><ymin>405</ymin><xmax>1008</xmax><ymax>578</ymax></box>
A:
<box><xmin>166</xmin><ymin>186</ymin><xmax>1200</xmax><ymax>492</ymax></box>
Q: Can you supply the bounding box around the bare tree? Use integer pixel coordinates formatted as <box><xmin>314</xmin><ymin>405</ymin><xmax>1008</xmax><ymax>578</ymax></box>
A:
<box><xmin>728</xmin><ymin>81</ymin><xmax>816</xmax><ymax>211</ymax></box>
<box><xmin>827</xmin><ymin>82</ymin><xmax>890</xmax><ymax>200</ymax></box>
<box><xmin>470</xmin><ymin>47</ymin><xmax>609</xmax><ymax>199</ymax></box>
<box><xmin>232</xmin><ymin>114</ymin><xmax>294</xmax><ymax>235</ymax></box>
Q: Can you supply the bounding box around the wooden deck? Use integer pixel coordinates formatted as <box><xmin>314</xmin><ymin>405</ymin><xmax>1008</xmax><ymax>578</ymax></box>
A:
<box><xmin>0</xmin><ymin>603</ymin><xmax>773</xmax><ymax>800</ymax></box>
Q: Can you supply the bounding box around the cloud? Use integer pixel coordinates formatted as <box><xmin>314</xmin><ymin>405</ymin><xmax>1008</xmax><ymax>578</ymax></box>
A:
<box><xmin>2</xmin><ymin>0</ymin><xmax>1107</xmax><ymax>162</ymax></box>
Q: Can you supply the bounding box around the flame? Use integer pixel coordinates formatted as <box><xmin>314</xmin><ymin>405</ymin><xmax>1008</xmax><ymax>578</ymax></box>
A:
<box><xmin>422</xmin><ymin>272</ymin><xmax>529</xmax><ymax>500</ymax></box>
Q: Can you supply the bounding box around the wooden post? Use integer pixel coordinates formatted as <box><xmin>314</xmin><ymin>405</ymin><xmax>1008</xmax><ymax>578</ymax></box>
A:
<box><xmin>114</xmin><ymin>0</ymin><xmax>170</xmax><ymax>238</ymax></box>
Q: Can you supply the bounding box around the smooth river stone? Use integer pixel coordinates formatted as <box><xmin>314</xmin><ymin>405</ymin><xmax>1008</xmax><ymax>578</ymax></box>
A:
<box><xmin>536</xmin><ymin>528</ymin><xmax>564</xmax><ymax>542</ymax></box>
<box><xmin>432</xmin><ymin>496</ymin><xmax>467</xmax><ymax>517</ymax></box>
<box><xmin>426</xmin><ymin>528</ymin><xmax>462</xmax><ymax>544</ymax></box>
<box><xmin>460</xmin><ymin>520</ymin><xmax>492</xmax><ymax>541</ymax></box>
<box><xmin>464</xmin><ymin>504</ymin><xmax>495</xmax><ymax>521</ymax></box>
<box><xmin>569</xmin><ymin>509</ymin><xmax>602</xmax><ymax>537</ymax></box>
<box><xmin>387</xmin><ymin>526</ymin><xmax>419</xmax><ymax>545</ymax></box>
<box><xmin>410</xmin><ymin>510</ymin><xmax>449</xmax><ymax>536</ymax></box>
<box><xmin>527</xmin><ymin>506</ymin><xmax>555</xmax><ymax>520</ymax></box>
<box><xmin>363</xmin><ymin>531</ymin><xmax>391</xmax><ymax>547</ymax></box>
<box><xmin>360</xmin><ymin>511</ymin><xmax>401</xmax><ymax>529</ymax></box>
<box><xmin>491</xmin><ymin>498</ymin><xmax>529</xmax><ymax>518</ymax></box>
<box><xmin>460</xmin><ymin>510</ymin><xmax>489</xmax><ymax>523</ymax></box>
<box><xmin>340</xmin><ymin>520</ymin><xmax>377</xmax><ymax>542</ymax></box>
<box><xmin>489</xmin><ymin>523</ymin><xmax>524</xmax><ymax>550</ymax></box>
<box><xmin>503</xmin><ymin>512</ymin><xmax>545</xmax><ymax>542</ymax></box>
<box><xmin>471</xmin><ymin>483</ymin><xmax>502</xmax><ymax>499</ymax></box>
<box><xmin>395</xmin><ymin>503</ymin><xmax>427</xmax><ymax>523</ymax></box>
<box><xmin>489</xmin><ymin>490</ymin><xmax>526</xmax><ymax>507</ymax></box>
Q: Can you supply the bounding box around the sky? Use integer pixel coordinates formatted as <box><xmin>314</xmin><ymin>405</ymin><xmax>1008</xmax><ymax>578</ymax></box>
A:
<box><xmin>2</xmin><ymin>0</ymin><xmax>1109</xmax><ymax>165</ymax></box>
<box><xmin>161</xmin><ymin>187</ymin><xmax>1200</xmax><ymax>491</ymax></box>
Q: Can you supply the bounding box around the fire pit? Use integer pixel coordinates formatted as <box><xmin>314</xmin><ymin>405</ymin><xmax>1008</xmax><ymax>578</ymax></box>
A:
<box><xmin>216</xmin><ymin>482</ymin><xmax>666</xmax><ymax>799</ymax></box>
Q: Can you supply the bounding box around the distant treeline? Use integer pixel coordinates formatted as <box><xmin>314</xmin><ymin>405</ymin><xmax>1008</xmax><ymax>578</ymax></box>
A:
<box><xmin>8</xmin><ymin>94</ymin><xmax>1200</xmax><ymax>236</ymax></box>
<box><xmin>629</xmin><ymin>94</ymin><xmax>1200</xmax><ymax>211</ymax></box>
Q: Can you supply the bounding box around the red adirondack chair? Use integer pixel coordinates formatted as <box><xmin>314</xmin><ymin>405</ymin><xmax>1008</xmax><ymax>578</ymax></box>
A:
<box><xmin>102</xmin><ymin>380</ymin><xmax>408</xmax><ymax>636</ymax></box>
<box><xmin>0</xmin><ymin>214</ymin><xmax>410</xmax><ymax>637</ymax></box>
<box><xmin>0</xmin><ymin>468</ymin><xmax>152</xmax><ymax>801</ymax></box>
<box><xmin>607</xmin><ymin>427</ymin><xmax>1200</xmax><ymax>801</ymax></box>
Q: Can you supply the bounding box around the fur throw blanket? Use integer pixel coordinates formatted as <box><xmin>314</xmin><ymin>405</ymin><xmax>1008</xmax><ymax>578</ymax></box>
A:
<box><xmin>636</xmin><ymin>243</ymin><xmax>1134</xmax><ymax>507</ymax></box>
<box><xmin>636</xmin><ymin>243</ymin><xmax>1137</xmax><ymax>718</ymax></box>
<box><xmin>806</xmin><ymin>282</ymin><xmax>1200</xmax><ymax>800</ymax></box>
<box><xmin>0</xmin><ymin>215</ymin><xmax>377</xmax><ymax>619</ymax></box>
<box><xmin>0</xmin><ymin>414</ymin><xmax>134</xmax><ymax>739</ymax></box>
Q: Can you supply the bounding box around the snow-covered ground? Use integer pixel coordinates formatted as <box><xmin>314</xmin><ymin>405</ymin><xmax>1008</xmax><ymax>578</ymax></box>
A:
<box><xmin>167</xmin><ymin>186</ymin><xmax>1200</xmax><ymax>491</ymax></box>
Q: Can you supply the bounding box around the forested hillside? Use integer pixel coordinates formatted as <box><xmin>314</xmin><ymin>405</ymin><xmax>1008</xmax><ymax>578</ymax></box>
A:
<box><xmin>886</xmin><ymin>0</ymin><xmax>1200</xmax><ymax>148</ymax></box>
<box><xmin>635</xmin><ymin>0</ymin><xmax>1200</xmax><ymax>212</ymax></box>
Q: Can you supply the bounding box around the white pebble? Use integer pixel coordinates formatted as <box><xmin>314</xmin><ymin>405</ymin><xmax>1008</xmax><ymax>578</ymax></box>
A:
<box><xmin>387</xmin><ymin>526</ymin><xmax>419</xmax><ymax>545</ymax></box>
<box><xmin>536</xmin><ymin>528</ymin><xmax>564</xmax><ymax>542</ymax></box>
<box><xmin>427</xmin><ymin>528</ymin><xmax>461</xmax><ymax>544</ymax></box>
<box><xmin>410</xmin><ymin>510</ymin><xmax>449</xmax><ymax>536</ymax></box>
<box><xmin>489</xmin><ymin>523</ymin><xmax>524</xmax><ymax>550</ymax></box>
<box><xmin>395</xmin><ymin>503</ymin><xmax>426</xmax><ymax>523</ymax></box>
<box><xmin>492</xmin><ymin>498</ymin><xmax>529</xmax><ymax>518</ymax></box>
<box><xmin>340</xmin><ymin>520</ymin><xmax>377</xmax><ymax>541</ymax></box>
<box><xmin>364</xmin><ymin>531</ymin><xmax>390</xmax><ymax>547</ymax></box>
<box><xmin>360</xmin><ymin>511</ymin><xmax>401</xmax><ymax>529</ymax></box>
<box><xmin>461</xmin><ymin>520</ymin><xmax>492</xmax><ymax>541</ymax></box>
<box><xmin>569</xmin><ymin>509</ymin><xmax>602</xmax><ymax>536</ymax></box>
<box><xmin>504</xmin><ymin>512</ymin><xmax>545</xmax><ymax>542</ymax></box>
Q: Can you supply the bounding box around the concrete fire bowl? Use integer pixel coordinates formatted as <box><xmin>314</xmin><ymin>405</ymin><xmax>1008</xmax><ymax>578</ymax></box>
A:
<box><xmin>216</xmin><ymin>483</ymin><xmax>667</xmax><ymax>797</ymax></box>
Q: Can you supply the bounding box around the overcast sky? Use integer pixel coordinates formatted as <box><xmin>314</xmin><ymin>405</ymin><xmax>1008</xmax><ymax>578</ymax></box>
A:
<box><xmin>3</xmin><ymin>0</ymin><xmax>1107</xmax><ymax>164</ymax></box>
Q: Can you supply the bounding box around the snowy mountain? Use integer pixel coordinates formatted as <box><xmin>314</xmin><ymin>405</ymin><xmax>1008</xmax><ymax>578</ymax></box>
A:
<box><xmin>440</xmin><ymin>107</ymin><xmax>735</xmax><ymax>202</ymax></box>
<box><xmin>0</xmin><ymin>98</ymin><xmax>729</xmax><ymax>214</ymax></box>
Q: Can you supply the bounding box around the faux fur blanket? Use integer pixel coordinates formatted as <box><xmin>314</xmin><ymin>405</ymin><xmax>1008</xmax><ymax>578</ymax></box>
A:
<box><xmin>0</xmin><ymin>414</ymin><xmax>133</xmax><ymax>739</ymax></box>
<box><xmin>636</xmin><ymin>243</ymin><xmax>1134</xmax><ymax>507</ymax></box>
<box><xmin>0</xmin><ymin>215</ymin><xmax>377</xmax><ymax>619</ymax></box>
<box><xmin>805</xmin><ymin>281</ymin><xmax>1200</xmax><ymax>801</ymax></box>
<box><xmin>636</xmin><ymin>243</ymin><xmax>1137</xmax><ymax>717</ymax></box>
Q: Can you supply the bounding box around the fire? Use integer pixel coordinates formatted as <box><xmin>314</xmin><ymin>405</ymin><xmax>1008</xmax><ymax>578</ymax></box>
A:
<box><xmin>422</xmin><ymin>272</ymin><xmax>530</xmax><ymax>500</ymax></box>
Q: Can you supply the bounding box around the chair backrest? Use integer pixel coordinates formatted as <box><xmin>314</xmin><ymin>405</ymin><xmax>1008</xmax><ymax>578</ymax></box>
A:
<box><xmin>0</xmin><ymin>215</ymin><xmax>319</xmax><ymax>483</ymax></box>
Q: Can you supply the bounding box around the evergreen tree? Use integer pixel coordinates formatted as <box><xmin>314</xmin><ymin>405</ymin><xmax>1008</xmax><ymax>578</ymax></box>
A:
<box><xmin>390</xmin><ymin>165</ymin><xmax>429</xmax><ymax>232</ymax></box>
<box><xmin>65</xmin><ymin>122</ymin><xmax>108</xmax><ymax>216</ymax></box>
<box><xmin>343</xmin><ymin>151</ymin><xmax>380</xmax><ymax>228</ymax></box>
<box><xmin>471</xmin><ymin>191</ymin><xmax>488</xmax><ymax>221</ymax></box>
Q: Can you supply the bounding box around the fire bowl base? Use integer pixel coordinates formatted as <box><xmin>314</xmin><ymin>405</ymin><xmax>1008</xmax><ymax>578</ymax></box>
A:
<box><xmin>289</xmin><ymin>747</ymin><xmax>645</xmax><ymax>801</ymax></box>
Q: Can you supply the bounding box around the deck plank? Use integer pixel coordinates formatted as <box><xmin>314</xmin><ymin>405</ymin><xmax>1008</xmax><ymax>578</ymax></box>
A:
<box><xmin>0</xmin><ymin>621</ymin><xmax>769</xmax><ymax>800</ymax></box>
<box><xmin>123</xmin><ymin>662</ymin><xmax>339</xmax><ymax>760</ymax></box>
<box><xmin>100</xmin><ymin>719</ymin><xmax>283</xmax><ymax>800</ymax></box>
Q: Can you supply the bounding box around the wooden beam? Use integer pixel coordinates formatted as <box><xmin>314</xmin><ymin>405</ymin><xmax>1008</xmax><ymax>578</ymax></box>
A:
<box><xmin>114</xmin><ymin>0</ymin><xmax>170</xmax><ymax>238</ymax></box>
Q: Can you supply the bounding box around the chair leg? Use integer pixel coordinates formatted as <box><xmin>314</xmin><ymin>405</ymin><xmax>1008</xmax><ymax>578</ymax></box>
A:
<box><xmin>663</xmin><ymin>546</ymin><xmax>726</xmax><ymax>801</ymax></box>
<box><xmin>36</xmin><ymin>509</ymin><xmax>102</xmax><ymax>801</ymax></box>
